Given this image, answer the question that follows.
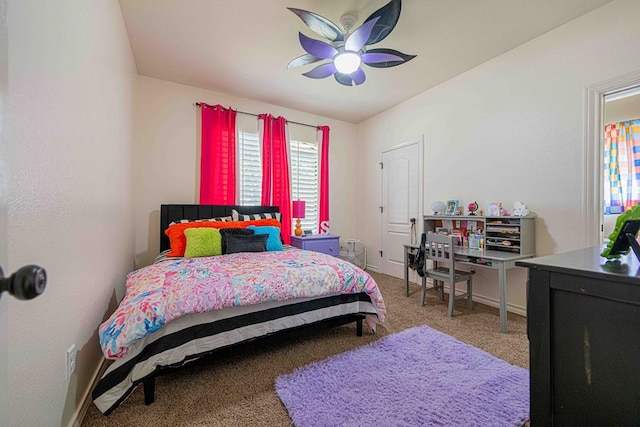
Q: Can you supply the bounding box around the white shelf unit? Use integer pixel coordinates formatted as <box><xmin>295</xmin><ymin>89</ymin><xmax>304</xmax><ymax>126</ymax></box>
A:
<box><xmin>423</xmin><ymin>215</ymin><xmax>535</xmax><ymax>256</ymax></box>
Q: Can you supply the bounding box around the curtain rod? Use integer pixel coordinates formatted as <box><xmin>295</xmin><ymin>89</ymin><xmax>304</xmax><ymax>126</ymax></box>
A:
<box><xmin>194</xmin><ymin>102</ymin><xmax>319</xmax><ymax>129</ymax></box>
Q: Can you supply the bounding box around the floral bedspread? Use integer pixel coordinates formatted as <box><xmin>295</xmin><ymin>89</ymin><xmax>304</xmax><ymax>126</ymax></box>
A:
<box><xmin>99</xmin><ymin>250</ymin><xmax>387</xmax><ymax>359</ymax></box>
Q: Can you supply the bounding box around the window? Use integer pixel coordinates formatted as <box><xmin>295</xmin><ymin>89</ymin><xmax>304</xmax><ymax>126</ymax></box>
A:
<box><xmin>238</xmin><ymin>131</ymin><xmax>262</xmax><ymax>205</ymax></box>
<box><xmin>237</xmin><ymin>132</ymin><xmax>319</xmax><ymax>232</ymax></box>
<box><xmin>291</xmin><ymin>139</ymin><xmax>319</xmax><ymax>232</ymax></box>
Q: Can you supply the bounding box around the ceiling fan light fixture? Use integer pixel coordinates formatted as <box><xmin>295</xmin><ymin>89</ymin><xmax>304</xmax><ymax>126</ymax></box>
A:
<box><xmin>334</xmin><ymin>52</ymin><xmax>361</xmax><ymax>74</ymax></box>
<box><xmin>287</xmin><ymin>0</ymin><xmax>416</xmax><ymax>87</ymax></box>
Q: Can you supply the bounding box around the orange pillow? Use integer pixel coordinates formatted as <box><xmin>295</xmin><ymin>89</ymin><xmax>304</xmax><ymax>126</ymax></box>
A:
<box><xmin>165</xmin><ymin>219</ymin><xmax>281</xmax><ymax>257</ymax></box>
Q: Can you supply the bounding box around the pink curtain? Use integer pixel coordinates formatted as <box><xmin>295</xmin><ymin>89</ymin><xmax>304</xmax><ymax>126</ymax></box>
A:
<box><xmin>199</xmin><ymin>103</ymin><xmax>237</xmax><ymax>205</ymax></box>
<box><xmin>318</xmin><ymin>126</ymin><xmax>330</xmax><ymax>234</ymax></box>
<box><xmin>259</xmin><ymin>114</ymin><xmax>292</xmax><ymax>243</ymax></box>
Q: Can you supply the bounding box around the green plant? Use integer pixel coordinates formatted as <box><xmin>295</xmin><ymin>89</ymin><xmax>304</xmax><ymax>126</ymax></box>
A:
<box><xmin>601</xmin><ymin>204</ymin><xmax>640</xmax><ymax>259</ymax></box>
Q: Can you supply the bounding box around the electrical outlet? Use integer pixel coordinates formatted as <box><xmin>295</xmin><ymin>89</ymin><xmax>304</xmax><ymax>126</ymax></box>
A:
<box><xmin>66</xmin><ymin>345</ymin><xmax>77</xmax><ymax>380</ymax></box>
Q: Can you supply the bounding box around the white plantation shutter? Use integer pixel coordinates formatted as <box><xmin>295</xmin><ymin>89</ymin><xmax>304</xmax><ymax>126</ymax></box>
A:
<box><xmin>238</xmin><ymin>131</ymin><xmax>262</xmax><ymax>205</ymax></box>
<box><xmin>291</xmin><ymin>139</ymin><xmax>319</xmax><ymax>232</ymax></box>
<box><xmin>237</xmin><ymin>132</ymin><xmax>319</xmax><ymax>233</ymax></box>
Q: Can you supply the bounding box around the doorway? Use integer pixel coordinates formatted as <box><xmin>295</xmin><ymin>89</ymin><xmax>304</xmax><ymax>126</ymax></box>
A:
<box><xmin>601</xmin><ymin>88</ymin><xmax>640</xmax><ymax>242</ymax></box>
<box><xmin>584</xmin><ymin>70</ymin><xmax>640</xmax><ymax>247</ymax></box>
<box><xmin>379</xmin><ymin>137</ymin><xmax>423</xmax><ymax>278</ymax></box>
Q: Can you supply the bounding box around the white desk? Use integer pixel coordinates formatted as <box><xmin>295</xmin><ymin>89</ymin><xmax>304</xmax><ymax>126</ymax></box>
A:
<box><xmin>403</xmin><ymin>245</ymin><xmax>533</xmax><ymax>333</ymax></box>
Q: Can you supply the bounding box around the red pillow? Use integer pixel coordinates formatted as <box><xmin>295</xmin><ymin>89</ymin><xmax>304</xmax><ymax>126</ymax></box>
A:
<box><xmin>165</xmin><ymin>219</ymin><xmax>281</xmax><ymax>257</ymax></box>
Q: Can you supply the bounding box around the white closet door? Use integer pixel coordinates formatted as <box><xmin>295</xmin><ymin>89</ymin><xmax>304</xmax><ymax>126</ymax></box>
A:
<box><xmin>380</xmin><ymin>139</ymin><xmax>422</xmax><ymax>278</ymax></box>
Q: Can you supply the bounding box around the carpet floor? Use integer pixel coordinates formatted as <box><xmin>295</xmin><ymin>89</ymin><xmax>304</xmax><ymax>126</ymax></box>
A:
<box><xmin>82</xmin><ymin>271</ymin><xmax>528</xmax><ymax>427</ymax></box>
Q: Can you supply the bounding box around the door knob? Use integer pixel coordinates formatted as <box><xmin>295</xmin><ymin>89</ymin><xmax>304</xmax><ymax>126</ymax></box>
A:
<box><xmin>0</xmin><ymin>265</ymin><xmax>47</xmax><ymax>300</ymax></box>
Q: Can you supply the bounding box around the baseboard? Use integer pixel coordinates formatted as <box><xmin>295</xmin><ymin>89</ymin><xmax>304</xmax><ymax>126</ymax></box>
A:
<box><xmin>408</xmin><ymin>278</ymin><xmax>527</xmax><ymax>317</ymax></box>
<box><xmin>471</xmin><ymin>294</ymin><xmax>527</xmax><ymax>317</ymax></box>
<box><xmin>365</xmin><ymin>264</ymin><xmax>378</xmax><ymax>272</ymax></box>
<box><xmin>68</xmin><ymin>358</ymin><xmax>108</xmax><ymax>427</ymax></box>
<box><xmin>440</xmin><ymin>282</ymin><xmax>527</xmax><ymax>316</ymax></box>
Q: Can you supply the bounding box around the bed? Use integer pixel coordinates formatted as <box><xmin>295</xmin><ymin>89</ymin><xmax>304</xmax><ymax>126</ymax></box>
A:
<box><xmin>92</xmin><ymin>204</ymin><xmax>386</xmax><ymax>415</ymax></box>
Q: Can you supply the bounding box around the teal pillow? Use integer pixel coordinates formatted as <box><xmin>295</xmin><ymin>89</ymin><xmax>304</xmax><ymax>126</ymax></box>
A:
<box><xmin>246</xmin><ymin>225</ymin><xmax>283</xmax><ymax>251</ymax></box>
<box><xmin>183</xmin><ymin>228</ymin><xmax>222</xmax><ymax>258</ymax></box>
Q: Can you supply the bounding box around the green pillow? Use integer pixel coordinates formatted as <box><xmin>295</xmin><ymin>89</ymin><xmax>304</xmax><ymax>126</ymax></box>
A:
<box><xmin>183</xmin><ymin>228</ymin><xmax>222</xmax><ymax>258</ymax></box>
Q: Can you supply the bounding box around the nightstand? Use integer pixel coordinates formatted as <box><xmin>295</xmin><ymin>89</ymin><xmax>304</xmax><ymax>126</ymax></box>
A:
<box><xmin>290</xmin><ymin>234</ymin><xmax>340</xmax><ymax>257</ymax></box>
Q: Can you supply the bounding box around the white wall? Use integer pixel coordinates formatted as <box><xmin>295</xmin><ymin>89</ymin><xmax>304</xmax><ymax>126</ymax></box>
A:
<box><xmin>7</xmin><ymin>1</ymin><xmax>136</xmax><ymax>426</ymax></box>
<box><xmin>134</xmin><ymin>76</ymin><xmax>359</xmax><ymax>268</ymax></box>
<box><xmin>357</xmin><ymin>0</ymin><xmax>640</xmax><ymax>312</ymax></box>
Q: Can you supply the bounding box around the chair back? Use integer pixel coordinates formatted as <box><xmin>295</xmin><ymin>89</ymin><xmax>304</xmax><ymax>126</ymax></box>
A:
<box><xmin>425</xmin><ymin>233</ymin><xmax>457</xmax><ymax>279</ymax></box>
<box><xmin>423</xmin><ymin>232</ymin><xmax>473</xmax><ymax>316</ymax></box>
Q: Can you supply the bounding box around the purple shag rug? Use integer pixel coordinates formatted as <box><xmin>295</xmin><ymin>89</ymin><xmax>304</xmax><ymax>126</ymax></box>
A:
<box><xmin>275</xmin><ymin>325</ymin><xmax>529</xmax><ymax>427</ymax></box>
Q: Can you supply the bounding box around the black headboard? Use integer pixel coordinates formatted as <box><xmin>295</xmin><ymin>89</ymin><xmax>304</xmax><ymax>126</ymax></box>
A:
<box><xmin>160</xmin><ymin>204</ymin><xmax>280</xmax><ymax>252</ymax></box>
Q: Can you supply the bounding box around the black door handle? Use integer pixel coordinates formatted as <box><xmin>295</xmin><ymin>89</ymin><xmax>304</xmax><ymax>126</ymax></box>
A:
<box><xmin>0</xmin><ymin>265</ymin><xmax>47</xmax><ymax>300</ymax></box>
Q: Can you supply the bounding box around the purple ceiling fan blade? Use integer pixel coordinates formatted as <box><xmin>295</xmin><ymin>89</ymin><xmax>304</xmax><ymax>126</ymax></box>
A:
<box><xmin>345</xmin><ymin>17</ymin><xmax>380</xmax><ymax>52</ymax></box>
<box><xmin>287</xmin><ymin>8</ymin><xmax>344</xmax><ymax>42</ymax></box>
<box><xmin>363</xmin><ymin>0</ymin><xmax>402</xmax><ymax>45</ymax></box>
<box><xmin>361</xmin><ymin>52</ymin><xmax>403</xmax><ymax>64</ymax></box>
<box><xmin>351</xmin><ymin>68</ymin><xmax>366</xmax><ymax>85</ymax></box>
<box><xmin>299</xmin><ymin>32</ymin><xmax>338</xmax><ymax>59</ymax></box>
<box><xmin>362</xmin><ymin>48</ymin><xmax>416</xmax><ymax>68</ymax></box>
<box><xmin>287</xmin><ymin>54</ymin><xmax>324</xmax><ymax>69</ymax></box>
<box><xmin>302</xmin><ymin>62</ymin><xmax>338</xmax><ymax>79</ymax></box>
<box><xmin>334</xmin><ymin>72</ymin><xmax>353</xmax><ymax>86</ymax></box>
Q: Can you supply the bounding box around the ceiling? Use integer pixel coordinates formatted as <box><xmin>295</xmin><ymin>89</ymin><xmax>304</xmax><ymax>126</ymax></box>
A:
<box><xmin>119</xmin><ymin>0</ymin><xmax>613</xmax><ymax>123</ymax></box>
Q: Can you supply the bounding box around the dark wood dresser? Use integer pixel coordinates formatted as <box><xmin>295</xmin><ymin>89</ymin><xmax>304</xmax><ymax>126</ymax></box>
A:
<box><xmin>517</xmin><ymin>246</ymin><xmax>640</xmax><ymax>426</ymax></box>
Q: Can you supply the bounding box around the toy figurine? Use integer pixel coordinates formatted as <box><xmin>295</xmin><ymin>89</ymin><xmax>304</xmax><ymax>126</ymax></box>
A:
<box><xmin>512</xmin><ymin>201</ymin><xmax>529</xmax><ymax>217</ymax></box>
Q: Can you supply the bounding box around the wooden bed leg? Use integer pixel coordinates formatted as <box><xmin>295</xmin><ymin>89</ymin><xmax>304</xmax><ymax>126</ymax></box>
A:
<box><xmin>356</xmin><ymin>318</ymin><xmax>363</xmax><ymax>337</ymax></box>
<box><xmin>143</xmin><ymin>377</ymin><xmax>155</xmax><ymax>405</ymax></box>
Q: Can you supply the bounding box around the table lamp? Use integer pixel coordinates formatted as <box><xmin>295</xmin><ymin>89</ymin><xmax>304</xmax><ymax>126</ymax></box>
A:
<box><xmin>292</xmin><ymin>200</ymin><xmax>306</xmax><ymax>236</ymax></box>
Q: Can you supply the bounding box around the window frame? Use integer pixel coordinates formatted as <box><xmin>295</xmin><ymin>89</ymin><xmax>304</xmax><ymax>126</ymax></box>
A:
<box><xmin>236</xmin><ymin>128</ymin><xmax>320</xmax><ymax>233</ymax></box>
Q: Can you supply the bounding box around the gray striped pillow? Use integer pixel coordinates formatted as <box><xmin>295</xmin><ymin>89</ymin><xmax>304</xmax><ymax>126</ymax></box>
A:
<box><xmin>232</xmin><ymin>209</ymin><xmax>281</xmax><ymax>222</ymax></box>
<box><xmin>168</xmin><ymin>216</ymin><xmax>232</xmax><ymax>227</ymax></box>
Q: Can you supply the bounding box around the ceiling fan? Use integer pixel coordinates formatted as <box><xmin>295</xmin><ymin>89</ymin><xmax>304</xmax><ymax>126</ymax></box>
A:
<box><xmin>287</xmin><ymin>0</ymin><xmax>416</xmax><ymax>87</ymax></box>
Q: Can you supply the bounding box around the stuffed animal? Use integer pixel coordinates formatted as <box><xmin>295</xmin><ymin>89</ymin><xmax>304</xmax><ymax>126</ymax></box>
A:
<box><xmin>512</xmin><ymin>201</ymin><xmax>529</xmax><ymax>217</ymax></box>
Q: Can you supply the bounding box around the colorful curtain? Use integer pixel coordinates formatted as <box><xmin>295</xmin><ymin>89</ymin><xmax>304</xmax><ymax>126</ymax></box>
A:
<box><xmin>604</xmin><ymin>120</ymin><xmax>640</xmax><ymax>214</ymax></box>
<box><xmin>259</xmin><ymin>114</ymin><xmax>292</xmax><ymax>243</ymax></box>
<box><xmin>199</xmin><ymin>103</ymin><xmax>237</xmax><ymax>205</ymax></box>
<box><xmin>318</xmin><ymin>126</ymin><xmax>330</xmax><ymax>234</ymax></box>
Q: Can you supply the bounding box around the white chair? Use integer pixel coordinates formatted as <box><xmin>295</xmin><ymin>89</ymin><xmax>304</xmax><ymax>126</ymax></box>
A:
<box><xmin>422</xmin><ymin>233</ymin><xmax>473</xmax><ymax>317</ymax></box>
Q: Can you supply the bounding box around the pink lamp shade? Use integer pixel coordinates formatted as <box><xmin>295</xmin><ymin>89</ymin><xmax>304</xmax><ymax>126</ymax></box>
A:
<box><xmin>292</xmin><ymin>200</ymin><xmax>306</xmax><ymax>219</ymax></box>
